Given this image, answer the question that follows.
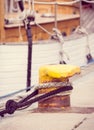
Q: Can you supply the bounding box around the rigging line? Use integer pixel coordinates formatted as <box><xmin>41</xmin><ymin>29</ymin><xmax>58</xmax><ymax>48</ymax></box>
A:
<box><xmin>33</xmin><ymin>0</ymin><xmax>80</xmax><ymax>34</ymax></box>
<box><xmin>57</xmin><ymin>0</ymin><xmax>80</xmax><ymax>5</ymax></box>
<box><xmin>79</xmin><ymin>0</ymin><xmax>82</xmax><ymax>27</ymax></box>
<box><xmin>0</xmin><ymin>86</ymin><xmax>35</xmax><ymax>100</ymax></box>
<box><xmin>82</xmin><ymin>0</ymin><xmax>94</xmax><ymax>4</ymax></box>
<box><xmin>34</xmin><ymin>0</ymin><xmax>80</xmax><ymax>6</ymax></box>
<box><xmin>34</xmin><ymin>21</ymin><xmax>53</xmax><ymax>36</ymax></box>
<box><xmin>54</xmin><ymin>2</ymin><xmax>58</xmax><ymax>29</ymax></box>
<box><xmin>18</xmin><ymin>86</ymin><xmax>73</xmax><ymax>108</ymax></box>
<box><xmin>33</xmin><ymin>4</ymin><xmax>54</xmax><ymax>36</ymax></box>
<box><xmin>31</xmin><ymin>0</ymin><xmax>35</xmax><ymax>11</ymax></box>
<box><xmin>4</xmin><ymin>0</ymin><xmax>80</xmax><ymax>37</ymax></box>
<box><xmin>28</xmin><ymin>0</ymin><xmax>31</xmax><ymax>10</ymax></box>
<box><xmin>18</xmin><ymin>21</ymin><xmax>23</xmax><ymax>41</ymax></box>
<box><xmin>0</xmin><ymin>82</ymin><xmax>71</xmax><ymax>100</ymax></box>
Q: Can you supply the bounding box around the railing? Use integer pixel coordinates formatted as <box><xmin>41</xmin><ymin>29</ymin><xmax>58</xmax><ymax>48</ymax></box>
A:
<box><xmin>5</xmin><ymin>0</ymin><xmax>94</xmax><ymax>32</ymax></box>
<box><xmin>5</xmin><ymin>0</ymin><xmax>94</xmax><ymax>13</ymax></box>
<box><xmin>33</xmin><ymin>0</ymin><xmax>80</xmax><ymax>28</ymax></box>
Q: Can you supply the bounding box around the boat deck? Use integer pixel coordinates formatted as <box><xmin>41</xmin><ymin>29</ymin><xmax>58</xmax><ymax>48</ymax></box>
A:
<box><xmin>3</xmin><ymin>13</ymin><xmax>80</xmax><ymax>42</ymax></box>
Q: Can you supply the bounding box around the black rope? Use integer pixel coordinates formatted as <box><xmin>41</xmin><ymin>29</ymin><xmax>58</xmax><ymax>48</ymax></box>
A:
<box><xmin>0</xmin><ymin>85</ymin><xmax>73</xmax><ymax>117</ymax></box>
<box><xmin>19</xmin><ymin>89</ymin><xmax>38</xmax><ymax>103</ymax></box>
<box><xmin>18</xmin><ymin>86</ymin><xmax>73</xmax><ymax>108</ymax></box>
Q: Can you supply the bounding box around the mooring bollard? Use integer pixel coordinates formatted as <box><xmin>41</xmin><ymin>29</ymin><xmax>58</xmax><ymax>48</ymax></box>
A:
<box><xmin>38</xmin><ymin>64</ymin><xmax>80</xmax><ymax>109</ymax></box>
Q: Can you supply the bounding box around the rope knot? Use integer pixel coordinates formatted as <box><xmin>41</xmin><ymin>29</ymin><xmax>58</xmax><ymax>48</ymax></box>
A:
<box><xmin>6</xmin><ymin>100</ymin><xmax>18</xmax><ymax>115</ymax></box>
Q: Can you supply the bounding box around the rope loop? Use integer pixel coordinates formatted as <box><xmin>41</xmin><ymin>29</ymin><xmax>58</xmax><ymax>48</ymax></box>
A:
<box><xmin>6</xmin><ymin>100</ymin><xmax>18</xmax><ymax>114</ymax></box>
